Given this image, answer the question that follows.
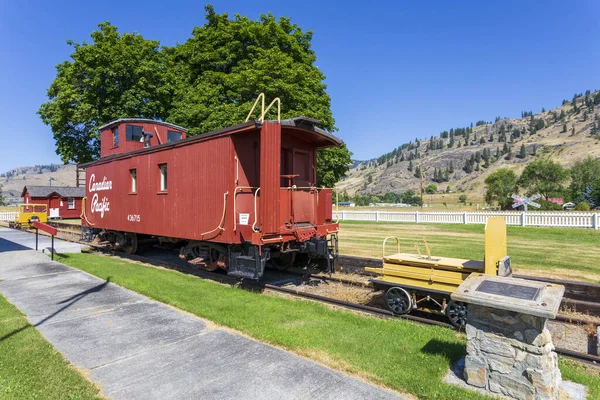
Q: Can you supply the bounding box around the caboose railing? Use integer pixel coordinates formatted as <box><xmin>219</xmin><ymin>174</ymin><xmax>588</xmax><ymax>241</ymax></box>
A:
<box><xmin>245</xmin><ymin>93</ymin><xmax>281</xmax><ymax>123</ymax></box>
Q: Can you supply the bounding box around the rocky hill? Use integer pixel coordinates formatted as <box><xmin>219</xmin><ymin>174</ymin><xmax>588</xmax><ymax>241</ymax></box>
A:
<box><xmin>1</xmin><ymin>164</ymin><xmax>78</xmax><ymax>205</ymax></box>
<box><xmin>336</xmin><ymin>91</ymin><xmax>600</xmax><ymax>200</ymax></box>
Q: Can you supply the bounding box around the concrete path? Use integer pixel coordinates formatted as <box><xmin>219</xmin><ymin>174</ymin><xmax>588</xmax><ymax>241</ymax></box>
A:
<box><xmin>0</xmin><ymin>227</ymin><xmax>84</xmax><ymax>253</ymax></box>
<box><xmin>0</xmin><ymin>230</ymin><xmax>404</xmax><ymax>400</ymax></box>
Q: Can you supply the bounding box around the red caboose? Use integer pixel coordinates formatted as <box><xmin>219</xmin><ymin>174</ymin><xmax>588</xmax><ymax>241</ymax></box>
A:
<box><xmin>81</xmin><ymin>117</ymin><xmax>341</xmax><ymax>279</ymax></box>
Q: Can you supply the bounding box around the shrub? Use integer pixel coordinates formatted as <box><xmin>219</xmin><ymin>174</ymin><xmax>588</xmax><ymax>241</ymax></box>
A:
<box><xmin>574</xmin><ymin>202</ymin><xmax>591</xmax><ymax>211</ymax></box>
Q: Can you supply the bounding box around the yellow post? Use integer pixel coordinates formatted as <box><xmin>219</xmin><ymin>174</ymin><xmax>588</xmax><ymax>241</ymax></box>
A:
<box><xmin>484</xmin><ymin>217</ymin><xmax>507</xmax><ymax>275</ymax></box>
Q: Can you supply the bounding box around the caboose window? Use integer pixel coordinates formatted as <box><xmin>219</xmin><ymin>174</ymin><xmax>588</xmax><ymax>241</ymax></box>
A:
<box><xmin>159</xmin><ymin>164</ymin><xmax>168</xmax><ymax>191</ymax></box>
<box><xmin>112</xmin><ymin>127</ymin><xmax>119</xmax><ymax>147</ymax></box>
<box><xmin>167</xmin><ymin>131</ymin><xmax>181</xmax><ymax>142</ymax></box>
<box><xmin>130</xmin><ymin>169</ymin><xmax>137</xmax><ymax>193</ymax></box>
<box><xmin>126</xmin><ymin>125</ymin><xmax>144</xmax><ymax>142</ymax></box>
<box><xmin>68</xmin><ymin>198</ymin><xmax>75</xmax><ymax>209</ymax></box>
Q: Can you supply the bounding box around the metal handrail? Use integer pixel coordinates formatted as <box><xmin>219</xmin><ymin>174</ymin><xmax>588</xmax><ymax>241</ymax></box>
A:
<box><xmin>200</xmin><ymin>191</ymin><xmax>229</xmax><ymax>239</ymax></box>
<box><xmin>80</xmin><ymin>197</ymin><xmax>95</xmax><ymax>226</ymax></box>
<box><xmin>244</xmin><ymin>93</ymin><xmax>281</xmax><ymax>123</ymax></box>
<box><xmin>382</xmin><ymin>236</ymin><xmax>400</xmax><ymax>261</ymax></box>
<box><xmin>245</xmin><ymin>93</ymin><xmax>265</xmax><ymax>123</ymax></box>
<box><xmin>260</xmin><ymin>97</ymin><xmax>281</xmax><ymax>123</ymax></box>
<box><xmin>252</xmin><ymin>188</ymin><xmax>261</xmax><ymax>232</ymax></box>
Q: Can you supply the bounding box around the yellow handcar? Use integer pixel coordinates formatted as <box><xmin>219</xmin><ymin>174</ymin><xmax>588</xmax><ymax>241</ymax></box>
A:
<box><xmin>366</xmin><ymin>217</ymin><xmax>512</xmax><ymax>328</ymax></box>
<box><xmin>9</xmin><ymin>204</ymin><xmax>48</xmax><ymax>229</ymax></box>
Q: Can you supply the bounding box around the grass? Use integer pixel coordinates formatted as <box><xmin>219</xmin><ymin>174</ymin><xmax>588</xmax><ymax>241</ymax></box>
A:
<box><xmin>54</xmin><ymin>252</ymin><xmax>600</xmax><ymax>400</ymax></box>
<box><xmin>338</xmin><ymin>221</ymin><xmax>600</xmax><ymax>283</ymax></box>
<box><xmin>0</xmin><ymin>294</ymin><xmax>101</xmax><ymax>399</ymax></box>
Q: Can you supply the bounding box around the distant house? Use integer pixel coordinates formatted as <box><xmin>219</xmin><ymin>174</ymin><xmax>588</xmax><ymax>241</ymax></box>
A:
<box><xmin>21</xmin><ymin>186</ymin><xmax>85</xmax><ymax>219</ymax></box>
<box><xmin>543</xmin><ymin>197</ymin><xmax>564</xmax><ymax>206</ymax></box>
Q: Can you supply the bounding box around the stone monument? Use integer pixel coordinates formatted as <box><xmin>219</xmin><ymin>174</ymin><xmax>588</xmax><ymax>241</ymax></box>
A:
<box><xmin>451</xmin><ymin>273</ymin><xmax>565</xmax><ymax>400</ymax></box>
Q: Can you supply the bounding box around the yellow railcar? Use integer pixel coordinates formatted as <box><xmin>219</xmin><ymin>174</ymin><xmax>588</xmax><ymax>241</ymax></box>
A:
<box><xmin>366</xmin><ymin>217</ymin><xmax>512</xmax><ymax>327</ymax></box>
<box><xmin>9</xmin><ymin>204</ymin><xmax>48</xmax><ymax>229</ymax></box>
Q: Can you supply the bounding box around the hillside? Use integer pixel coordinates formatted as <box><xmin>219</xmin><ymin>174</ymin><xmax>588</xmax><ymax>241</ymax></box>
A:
<box><xmin>1</xmin><ymin>164</ymin><xmax>78</xmax><ymax>205</ymax></box>
<box><xmin>336</xmin><ymin>91</ymin><xmax>600</xmax><ymax>202</ymax></box>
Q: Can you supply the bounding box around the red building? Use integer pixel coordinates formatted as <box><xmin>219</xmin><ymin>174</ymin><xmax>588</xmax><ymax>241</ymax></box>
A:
<box><xmin>21</xmin><ymin>186</ymin><xmax>85</xmax><ymax>219</ymax></box>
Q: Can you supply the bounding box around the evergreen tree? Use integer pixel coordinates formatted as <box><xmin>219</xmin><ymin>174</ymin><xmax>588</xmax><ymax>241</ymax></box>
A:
<box><xmin>502</xmin><ymin>142</ymin><xmax>509</xmax><ymax>154</ymax></box>
<box><xmin>480</xmin><ymin>136</ymin><xmax>485</xmax><ymax>144</ymax></box>
<box><xmin>518</xmin><ymin>144</ymin><xmax>526</xmax><ymax>159</ymax></box>
<box><xmin>414</xmin><ymin>164</ymin><xmax>421</xmax><ymax>178</ymax></box>
<box><xmin>463</xmin><ymin>159</ymin><xmax>473</xmax><ymax>173</ymax></box>
<box><xmin>562</xmin><ymin>123</ymin><xmax>567</xmax><ymax>133</ymax></box>
<box><xmin>408</xmin><ymin>159</ymin><xmax>413</xmax><ymax>172</ymax></box>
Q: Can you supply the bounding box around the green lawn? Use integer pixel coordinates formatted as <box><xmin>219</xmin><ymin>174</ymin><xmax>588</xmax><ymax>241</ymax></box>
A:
<box><xmin>338</xmin><ymin>221</ymin><xmax>600</xmax><ymax>283</ymax></box>
<box><xmin>0</xmin><ymin>295</ymin><xmax>101</xmax><ymax>399</ymax></box>
<box><xmin>54</xmin><ymin>253</ymin><xmax>600</xmax><ymax>400</ymax></box>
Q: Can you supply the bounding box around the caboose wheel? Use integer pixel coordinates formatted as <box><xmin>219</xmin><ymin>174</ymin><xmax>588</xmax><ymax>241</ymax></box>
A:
<box><xmin>121</xmin><ymin>233</ymin><xmax>138</xmax><ymax>255</ymax></box>
<box><xmin>446</xmin><ymin>300</ymin><xmax>467</xmax><ymax>329</ymax></box>
<box><xmin>271</xmin><ymin>252</ymin><xmax>296</xmax><ymax>271</ymax></box>
<box><xmin>385</xmin><ymin>287</ymin><xmax>412</xmax><ymax>315</ymax></box>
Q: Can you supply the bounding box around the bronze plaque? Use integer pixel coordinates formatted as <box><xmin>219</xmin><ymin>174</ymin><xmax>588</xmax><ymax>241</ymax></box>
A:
<box><xmin>475</xmin><ymin>280</ymin><xmax>540</xmax><ymax>301</ymax></box>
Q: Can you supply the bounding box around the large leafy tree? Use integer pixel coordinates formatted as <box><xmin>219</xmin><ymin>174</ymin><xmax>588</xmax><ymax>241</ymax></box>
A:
<box><xmin>39</xmin><ymin>7</ymin><xmax>351</xmax><ymax>186</ymax></box>
<box><xmin>167</xmin><ymin>5</ymin><xmax>350</xmax><ymax>186</ymax></box>
<box><xmin>484</xmin><ymin>168</ymin><xmax>517</xmax><ymax>209</ymax></box>
<box><xmin>569</xmin><ymin>156</ymin><xmax>600</xmax><ymax>202</ymax></box>
<box><xmin>518</xmin><ymin>159</ymin><xmax>568</xmax><ymax>199</ymax></box>
<box><xmin>39</xmin><ymin>23</ymin><xmax>171</xmax><ymax>164</ymax></box>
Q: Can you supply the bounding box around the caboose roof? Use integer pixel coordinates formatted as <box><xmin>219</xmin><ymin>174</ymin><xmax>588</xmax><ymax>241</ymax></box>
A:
<box><xmin>81</xmin><ymin>117</ymin><xmax>341</xmax><ymax>168</ymax></box>
<box><xmin>98</xmin><ymin>118</ymin><xmax>188</xmax><ymax>132</ymax></box>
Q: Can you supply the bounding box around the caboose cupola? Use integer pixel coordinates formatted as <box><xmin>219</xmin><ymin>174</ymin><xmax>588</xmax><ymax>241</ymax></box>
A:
<box><xmin>97</xmin><ymin>118</ymin><xmax>187</xmax><ymax>158</ymax></box>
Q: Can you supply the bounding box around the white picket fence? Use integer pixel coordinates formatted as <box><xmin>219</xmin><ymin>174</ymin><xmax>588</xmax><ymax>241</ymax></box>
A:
<box><xmin>0</xmin><ymin>212</ymin><xmax>18</xmax><ymax>222</ymax></box>
<box><xmin>334</xmin><ymin>210</ymin><xmax>600</xmax><ymax>229</ymax></box>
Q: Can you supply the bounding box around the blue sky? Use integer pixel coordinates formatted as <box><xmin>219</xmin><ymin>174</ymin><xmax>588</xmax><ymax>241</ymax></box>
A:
<box><xmin>0</xmin><ymin>0</ymin><xmax>598</xmax><ymax>172</ymax></box>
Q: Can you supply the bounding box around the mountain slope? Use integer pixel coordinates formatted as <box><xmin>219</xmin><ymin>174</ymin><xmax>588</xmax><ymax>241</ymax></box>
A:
<box><xmin>1</xmin><ymin>164</ymin><xmax>78</xmax><ymax>204</ymax></box>
<box><xmin>336</xmin><ymin>91</ymin><xmax>600</xmax><ymax>200</ymax></box>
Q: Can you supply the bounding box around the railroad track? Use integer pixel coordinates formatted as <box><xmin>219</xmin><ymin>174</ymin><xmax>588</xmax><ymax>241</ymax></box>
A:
<box><xmin>49</xmin><ymin>222</ymin><xmax>600</xmax><ymax>316</ymax></box>
<box><xmin>39</xmin><ymin>222</ymin><xmax>600</xmax><ymax>366</ymax></box>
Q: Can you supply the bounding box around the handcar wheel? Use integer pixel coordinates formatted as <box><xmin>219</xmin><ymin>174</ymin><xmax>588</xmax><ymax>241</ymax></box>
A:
<box><xmin>446</xmin><ymin>300</ymin><xmax>468</xmax><ymax>329</ymax></box>
<box><xmin>271</xmin><ymin>252</ymin><xmax>296</xmax><ymax>271</ymax></box>
<box><xmin>385</xmin><ymin>287</ymin><xmax>412</xmax><ymax>315</ymax></box>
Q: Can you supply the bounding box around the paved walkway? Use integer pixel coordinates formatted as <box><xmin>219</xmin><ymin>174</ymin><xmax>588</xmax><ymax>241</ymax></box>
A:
<box><xmin>0</xmin><ymin>227</ymin><xmax>85</xmax><ymax>253</ymax></box>
<box><xmin>0</xmin><ymin>230</ymin><xmax>403</xmax><ymax>400</ymax></box>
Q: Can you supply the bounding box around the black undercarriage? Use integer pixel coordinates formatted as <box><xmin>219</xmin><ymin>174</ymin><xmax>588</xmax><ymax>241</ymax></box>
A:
<box><xmin>83</xmin><ymin>227</ymin><xmax>337</xmax><ymax>280</ymax></box>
